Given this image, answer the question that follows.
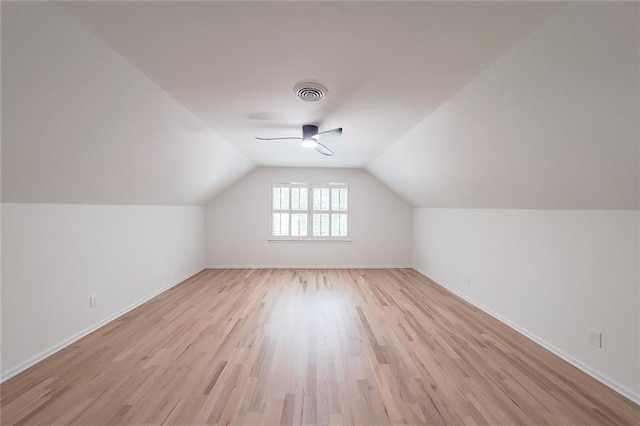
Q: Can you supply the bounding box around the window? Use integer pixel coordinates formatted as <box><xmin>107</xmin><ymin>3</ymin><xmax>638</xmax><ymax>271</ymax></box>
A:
<box><xmin>270</xmin><ymin>183</ymin><xmax>350</xmax><ymax>241</ymax></box>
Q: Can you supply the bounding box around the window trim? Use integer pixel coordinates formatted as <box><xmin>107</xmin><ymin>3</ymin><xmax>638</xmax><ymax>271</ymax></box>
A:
<box><xmin>269</xmin><ymin>182</ymin><xmax>352</xmax><ymax>242</ymax></box>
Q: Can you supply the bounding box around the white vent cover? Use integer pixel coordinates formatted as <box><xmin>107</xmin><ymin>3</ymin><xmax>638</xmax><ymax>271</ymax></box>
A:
<box><xmin>293</xmin><ymin>81</ymin><xmax>328</xmax><ymax>102</ymax></box>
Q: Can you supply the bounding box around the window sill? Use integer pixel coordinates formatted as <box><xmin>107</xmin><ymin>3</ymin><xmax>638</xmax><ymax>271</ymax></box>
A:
<box><xmin>268</xmin><ymin>239</ymin><xmax>353</xmax><ymax>244</ymax></box>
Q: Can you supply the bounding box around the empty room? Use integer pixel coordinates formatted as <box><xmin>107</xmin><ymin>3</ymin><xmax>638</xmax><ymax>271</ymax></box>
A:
<box><xmin>1</xmin><ymin>1</ymin><xmax>639</xmax><ymax>425</ymax></box>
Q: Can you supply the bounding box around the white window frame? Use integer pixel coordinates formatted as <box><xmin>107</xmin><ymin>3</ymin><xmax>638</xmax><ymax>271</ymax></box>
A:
<box><xmin>269</xmin><ymin>183</ymin><xmax>351</xmax><ymax>242</ymax></box>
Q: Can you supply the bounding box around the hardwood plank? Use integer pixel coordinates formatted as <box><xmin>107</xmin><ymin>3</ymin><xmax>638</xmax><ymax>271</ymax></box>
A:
<box><xmin>1</xmin><ymin>268</ymin><xmax>638</xmax><ymax>425</ymax></box>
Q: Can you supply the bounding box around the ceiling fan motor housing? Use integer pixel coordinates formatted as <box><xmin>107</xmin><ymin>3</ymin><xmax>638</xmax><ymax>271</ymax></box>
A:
<box><xmin>302</xmin><ymin>124</ymin><xmax>319</xmax><ymax>139</ymax></box>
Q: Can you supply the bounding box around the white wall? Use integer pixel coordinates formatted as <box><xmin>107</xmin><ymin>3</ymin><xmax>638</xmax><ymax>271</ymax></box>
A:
<box><xmin>206</xmin><ymin>167</ymin><xmax>412</xmax><ymax>267</ymax></box>
<box><xmin>1</xmin><ymin>203</ymin><xmax>206</xmax><ymax>380</ymax></box>
<box><xmin>413</xmin><ymin>209</ymin><xmax>640</xmax><ymax>401</ymax></box>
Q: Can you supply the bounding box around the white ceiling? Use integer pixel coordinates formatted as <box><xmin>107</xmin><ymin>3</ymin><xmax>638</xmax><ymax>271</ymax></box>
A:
<box><xmin>369</xmin><ymin>2</ymin><xmax>639</xmax><ymax>209</ymax></box>
<box><xmin>59</xmin><ymin>1</ymin><xmax>559</xmax><ymax>168</ymax></box>
<box><xmin>2</xmin><ymin>2</ymin><xmax>253</xmax><ymax>205</ymax></box>
<box><xmin>3</xmin><ymin>2</ymin><xmax>637</xmax><ymax>208</ymax></box>
<box><xmin>367</xmin><ymin>2</ymin><xmax>640</xmax><ymax>209</ymax></box>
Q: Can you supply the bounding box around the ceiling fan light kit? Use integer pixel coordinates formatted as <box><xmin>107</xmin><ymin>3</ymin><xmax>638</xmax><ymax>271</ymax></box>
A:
<box><xmin>301</xmin><ymin>138</ymin><xmax>319</xmax><ymax>148</ymax></box>
<box><xmin>301</xmin><ymin>124</ymin><xmax>320</xmax><ymax>148</ymax></box>
<box><xmin>255</xmin><ymin>82</ymin><xmax>341</xmax><ymax>156</ymax></box>
<box><xmin>255</xmin><ymin>123</ymin><xmax>342</xmax><ymax>157</ymax></box>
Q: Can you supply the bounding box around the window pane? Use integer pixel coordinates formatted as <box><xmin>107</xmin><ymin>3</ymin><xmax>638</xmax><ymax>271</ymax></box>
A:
<box><xmin>291</xmin><ymin>213</ymin><xmax>308</xmax><ymax>236</ymax></box>
<box><xmin>272</xmin><ymin>185</ymin><xmax>348</xmax><ymax>240</ymax></box>
<box><xmin>331</xmin><ymin>188</ymin><xmax>348</xmax><ymax>211</ymax></box>
<box><xmin>291</xmin><ymin>188</ymin><xmax>308</xmax><ymax>211</ymax></box>
<box><xmin>272</xmin><ymin>213</ymin><xmax>289</xmax><ymax>236</ymax></box>
<box><xmin>313</xmin><ymin>188</ymin><xmax>330</xmax><ymax>210</ymax></box>
<box><xmin>331</xmin><ymin>214</ymin><xmax>348</xmax><ymax>237</ymax></box>
<box><xmin>312</xmin><ymin>214</ymin><xmax>329</xmax><ymax>236</ymax></box>
<box><xmin>272</xmin><ymin>187</ymin><xmax>290</xmax><ymax>210</ymax></box>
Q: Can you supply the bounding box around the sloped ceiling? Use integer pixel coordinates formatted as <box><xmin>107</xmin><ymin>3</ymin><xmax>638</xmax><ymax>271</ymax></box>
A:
<box><xmin>58</xmin><ymin>1</ymin><xmax>559</xmax><ymax>169</ymax></box>
<box><xmin>1</xmin><ymin>1</ymin><xmax>562</xmax><ymax>206</ymax></box>
<box><xmin>2</xmin><ymin>2</ymin><xmax>637</xmax><ymax>208</ymax></box>
<box><xmin>368</xmin><ymin>2</ymin><xmax>639</xmax><ymax>209</ymax></box>
<box><xmin>1</xmin><ymin>1</ymin><xmax>253</xmax><ymax>205</ymax></box>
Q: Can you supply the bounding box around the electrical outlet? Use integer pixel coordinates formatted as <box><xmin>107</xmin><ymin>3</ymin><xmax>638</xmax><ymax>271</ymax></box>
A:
<box><xmin>588</xmin><ymin>329</ymin><xmax>602</xmax><ymax>348</ymax></box>
<box><xmin>90</xmin><ymin>295</ymin><xmax>98</xmax><ymax>308</ymax></box>
<box><xmin>466</xmin><ymin>276</ymin><xmax>471</xmax><ymax>286</ymax></box>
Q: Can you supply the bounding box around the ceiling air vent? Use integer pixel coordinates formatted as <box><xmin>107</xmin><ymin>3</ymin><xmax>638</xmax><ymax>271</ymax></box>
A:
<box><xmin>293</xmin><ymin>81</ymin><xmax>328</xmax><ymax>102</ymax></box>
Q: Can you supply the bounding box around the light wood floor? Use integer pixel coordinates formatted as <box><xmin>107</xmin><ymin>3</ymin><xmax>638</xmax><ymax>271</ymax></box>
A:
<box><xmin>1</xmin><ymin>269</ymin><xmax>638</xmax><ymax>425</ymax></box>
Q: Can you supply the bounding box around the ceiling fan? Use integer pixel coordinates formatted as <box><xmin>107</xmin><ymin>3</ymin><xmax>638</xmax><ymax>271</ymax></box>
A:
<box><xmin>255</xmin><ymin>124</ymin><xmax>342</xmax><ymax>156</ymax></box>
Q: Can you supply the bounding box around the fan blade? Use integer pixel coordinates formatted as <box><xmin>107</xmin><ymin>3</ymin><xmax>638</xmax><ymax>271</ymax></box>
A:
<box><xmin>317</xmin><ymin>127</ymin><xmax>342</xmax><ymax>140</ymax></box>
<box><xmin>314</xmin><ymin>141</ymin><xmax>334</xmax><ymax>156</ymax></box>
<box><xmin>255</xmin><ymin>136</ymin><xmax>302</xmax><ymax>141</ymax></box>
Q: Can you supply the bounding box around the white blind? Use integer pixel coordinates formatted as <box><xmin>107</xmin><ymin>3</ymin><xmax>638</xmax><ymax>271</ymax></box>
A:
<box><xmin>312</xmin><ymin>187</ymin><xmax>330</xmax><ymax>210</ymax></box>
<box><xmin>291</xmin><ymin>187</ymin><xmax>308</xmax><ymax>210</ymax></box>
<box><xmin>331</xmin><ymin>213</ymin><xmax>348</xmax><ymax>237</ymax></box>
<box><xmin>331</xmin><ymin>188</ymin><xmax>348</xmax><ymax>211</ymax></box>
<box><xmin>313</xmin><ymin>213</ymin><xmax>330</xmax><ymax>236</ymax></box>
<box><xmin>271</xmin><ymin>183</ymin><xmax>350</xmax><ymax>240</ymax></box>
<box><xmin>272</xmin><ymin>187</ymin><xmax>290</xmax><ymax>210</ymax></box>
<box><xmin>272</xmin><ymin>212</ymin><xmax>289</xmax><ymax>236</ymax></box>
<box><xmin>291</xmin><ymin>213</ymin><xmax>308</xmax><ymax>236</ymax></box>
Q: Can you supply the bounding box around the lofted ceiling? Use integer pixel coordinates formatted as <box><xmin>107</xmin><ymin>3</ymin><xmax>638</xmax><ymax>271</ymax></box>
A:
<box><xmin>2</xmin><ymin>2</ymin><xmax>637</xmax><ymax>208</ymax></box>
<box><xmin>369</xmin><ymin>2</ymin><xmax>639</xmax><ymax>209</ymax></box>
<box><xmin>59</xmin><ymin>1</ymin><xmax>559</xmax><ymax>168</ymax></box>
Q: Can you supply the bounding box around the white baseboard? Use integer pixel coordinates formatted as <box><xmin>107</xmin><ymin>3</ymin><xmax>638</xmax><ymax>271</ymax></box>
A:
<box><xmin>205</xmin><ymin>265</ymin><xmax>412</xmax><ymax>269</ymax></box>
<box><xmin>412</xmin><ymin>267</ymin><xmax>640</xmax><ymax>406</ymax></box>
<box><xmin>0</xmin><ymin>268</ymin><xmax>205</xmax><ymax>383</ymax></box>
